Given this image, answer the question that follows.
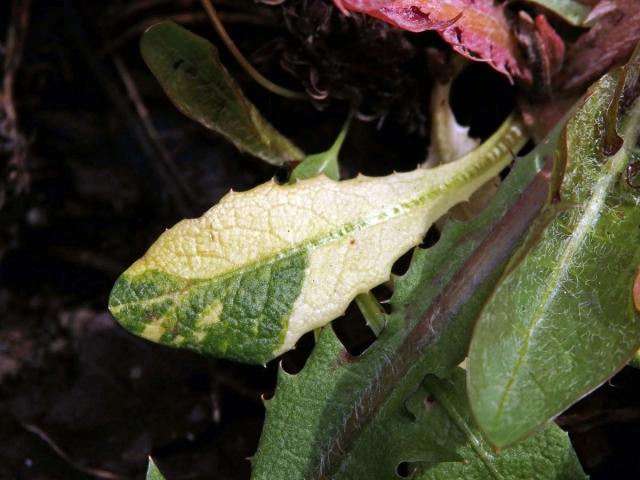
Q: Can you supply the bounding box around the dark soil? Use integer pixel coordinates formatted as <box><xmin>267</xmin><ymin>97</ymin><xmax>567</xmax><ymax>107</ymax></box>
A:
<box><xmin>1</xmin><ymin>1</ymin><xmax>639</xmax><ymax>479</ymax></box>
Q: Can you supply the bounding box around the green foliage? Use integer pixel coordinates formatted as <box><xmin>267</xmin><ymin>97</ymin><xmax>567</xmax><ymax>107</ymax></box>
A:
<box><xmin>146</xmin><ymin>458</ymin><xmax>166</xmax><ymax>480</ymax></box>
<box><xmin>289</xmin><ymin>112</ymin><xmax>351</xmax><ymax>182</ymax></box>
<box><xmin>468</xmin><ymin>56</ymin><xmax>640</xmax><ymax>447</ymax></box>
<box><xmin>109</xmin><ymin>117</ymin><xmax>525</xmax><ymax>364</ymax></box>
<box><xmin>140</xmin><ymin>22</ymin><xmax>303</xmax><ymax>165</ymax></box>
<box><xmin>251</xmin><ymin>129</ymin><xmax>573</xmax><ymax>479</ymax></box>
<box><xmin>112</xmin><ymin>17</ymin><xmax>640</xmax><ymax>480</ymax></box>
<box><xmin>416</xmin><ymin>370</ymin><xmax>585</xmax><ymax>480</ymax></box>
<box><xmin>289</xmin><ymin>147</ymin><xmax>340</xmax><ymax>182</ymax></box>
<box><xmin>110</xmin><ymin>256</ymin><xmax>306</xmax><ymax>364</ymax></box>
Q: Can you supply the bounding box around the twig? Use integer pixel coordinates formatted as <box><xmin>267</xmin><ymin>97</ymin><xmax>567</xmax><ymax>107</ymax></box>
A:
<box><xmin>103</xmin><ymin>0</ymin><xmax>256</xmax><ymax>27</ymax></box>
<box><xmin>105</xmin><ymin>0</ymin><xmax>198</xmax><ymax>24</ymax></box>
<box><xmin>50</xmin><ymin>247</ymin><xmax>125</xmax><ymax>277</ymax></box>
<box><xmin>113</xmin><ymin>55</ymin><xmax>198</xmax><ymax>210</ymax></box>
<box><xmin>104</xmin><ymin>11</ymin><xmax>279</xmax><ymax>53</ymax></box>
<box><xmin>200</xmin><ymin>0</ymin><xmax>307</xmax><ymax>100</ymax></box>
<box><xmin>215</xmin><ymin>371</ymin><xmax>268</xmax><ymax>405</ymax></box>
<box><xmin>63</xmin><ymin>0</ymin><xmax>195</xmax><ymax>216</ymax></box>
<box><xmin>1</xmin><ymin>0</ymin><xmax>32</xmax><ymax>204</ymax></box>
<box><xmin>22</xmin><ymin>423</ymin><xmax>130</xmax><ymax>480</ymax></box>
<box><xmin>557</xmin><ymin>407</ymin><xmax>640</xmax><ymax>432</ymax></box>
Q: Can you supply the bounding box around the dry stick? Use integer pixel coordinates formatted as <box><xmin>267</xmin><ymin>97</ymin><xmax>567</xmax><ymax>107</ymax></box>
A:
<box><xmin>63</xmin><ymin>1</ymin><xmax>194</xmax><ymax>216</ymax></box>
<box><xmin>555</xmin><ymin>406</ymin><xmax>640</xmax><ymax>432</ymax></box>
<box><xmin>22</xmin><ymin>423</ymin><xmax>130</xmax><ymax>480</ymax></box>
<box><xmin>105</xmin><ymin>11</ymin><xmax>279</xmax><ymax>53</ymax></box>
<box><xmin>105</xmin><ymin>0</ymin><xmax>253</xmax><ymax>26</ymax></box>
<box><xmin>1</xmin><ymin>0</ymin><xmax>31</xmax><ymax>200</ymax></box>
<box><xmin>200</xmin><ymin>0</ymin><xmax>307</xmax><ymax>100</ymax></box>
<box><xmin>107</xmin><ymin>0</ymin><xmax>198</xmax><ymax>23</ymax></box>
<box><xmin>106</xmin><ymin>12</ymin><xmax>208</xmax><ymax>52</ymax></box>
<box><xmin>50</xmin><ymin>247</ymin><xmax>125</xmax><ymax>277</ymax></box>
<box><xmin>113</xmin><ymin>56</ymin><xmax>198</xmax><ymax>210</ymax></box>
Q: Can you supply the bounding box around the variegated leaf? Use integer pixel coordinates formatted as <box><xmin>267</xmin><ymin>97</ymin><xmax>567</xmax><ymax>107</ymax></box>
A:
<box><xmin>109</xmin><ymin>118</ymin><xmax>525</xmax><ymax>364</ymax></box>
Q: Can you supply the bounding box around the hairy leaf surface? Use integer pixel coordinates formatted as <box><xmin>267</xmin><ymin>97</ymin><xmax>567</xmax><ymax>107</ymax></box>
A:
<box><xmin>334</xmin><ymin>0</ymin><xmax>524</xmax><ymax>80</ymax></box>
<box><xmin>141</xmin><ymin>22</ymin><xmax>303</xmax><ymax>165</ymax></box>
<box><xmin>469</xmin><ymin>56</ymin><xmax>640</xmax><ymax>448</ymax></box>
<box><xmin>251</xmin><ymin>126</ymin><xmax>565</xmax><ymax>479</ymax></box>
<box><xmin>109</xmin><ymin>118</ymin><xmax>525</xmax><ymax>364</ymax></box>
<box><xmin>415</xmin><ymin>369</ymin><xmax>585</xmax><ymax>480</ymax></box>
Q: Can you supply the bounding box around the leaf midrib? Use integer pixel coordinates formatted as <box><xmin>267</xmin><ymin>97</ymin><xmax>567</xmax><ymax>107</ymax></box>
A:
<box><xmin>115</xmin><ymin>165</ymin><xmax>493</xmax><ymax>311</ymax></box>
<box><xmin>493</xmin><ymin>106</ymin><xmax>640</xmax><ymax>430</ymax></box>
<box><xmin>124</xmin><ymin>118</ymin><xmax>524</xmax><ymax>308</ymax></box>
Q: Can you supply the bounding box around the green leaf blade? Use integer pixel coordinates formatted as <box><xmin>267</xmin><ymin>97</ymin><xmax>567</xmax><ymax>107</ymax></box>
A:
<box><xmin>146</xmin><ymin>458</ymin><xmax>167</xmax><ymax>480</ymax></box>
<box><xmin>251</xmin><ymin>123</ymin><xmax>554</xmax><ymax>479</ymax></box>
<box><xmin>290</xmin><ymin>111</ymin><xmax>352</xmax><ymax>183</ymax></box>
<box><xmin>140</xmin><ymin>22</ymin><xmax>303</xmax><ymax>165</ymax></box>
<box><xmin>110</xmin><ymin>251</ymin><xmax>307</xmax><ymax>364</ymax></box>
<box><xmin>469</xmin><ymin>64</ymin><xmax>640</xmax><ymax>448</ymax></box>
<box><xmin>415</xmin><ymin>370</ymin><xmax>586</xmax><ymax>480</ymax></box>
<box><xmin>290</xmin><ymin>149</ymin><xmax>340</xmax><ymax>182</ymax></box>
<box><xmin>110</xmin><ymin>118</ymin><xmax>525</xmax><ymax>364</ymax></box>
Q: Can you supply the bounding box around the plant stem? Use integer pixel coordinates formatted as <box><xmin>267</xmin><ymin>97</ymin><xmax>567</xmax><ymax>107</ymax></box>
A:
<box><xmin>355</xmin><ymin>292</ymin><xmax>385</xmax><ymax>335</ymax></box>
<box><xmin>423</xmin><ymin>375</ymin><xmax>505</xmax><ymax>479</ymax></box>
<box><xmin>200</xmin><ymin>0</ymin><xmax>307</xmax><ymax>100</ymax></box>
<box><xmin>329</xmin><ymin>108</ymin><xmax>353</xmax><ymax>156</ymax></box>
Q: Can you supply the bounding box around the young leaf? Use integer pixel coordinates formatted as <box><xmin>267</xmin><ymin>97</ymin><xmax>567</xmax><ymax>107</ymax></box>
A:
<box><xmin>289</xmin><ymin>113</ymin><xmax>352</xmax><ymax>183</ymax></box>
<box><xmin>251</xmin><ymin>126</ymin><xmax>563</xmax><ymax>479</ymax></box>
<box><xmin>146</xmin><ymin>458</ymin><xmax>166</xmax><ymax>480</ymax></box>
<box><xmin>525</xmin><ymin>0</ymin><xmax>590</xmax><ymax>26</ymax></box>
<box><xmin>140</xmin><ymin>22</ymin><xmax>304</xmax><ymax>166</ymax></box>
<box><xmin>109</xmin><ymin>117</ymin><xmax>526</xmax><ymax>364</ymax></box>
<box><xmin>468</xmin><ymin>56</ymin><xmax>640</xmax><ymax>448</ymax></box>
<box><xmin>415</xmin><ymin>369</ymin><xmax>585</xmax><ymax>480</ymax></box>
<box><xmin>334</xmin><ymin>0</ymin><xmax>524</xmax><ymax>81</ymax></box>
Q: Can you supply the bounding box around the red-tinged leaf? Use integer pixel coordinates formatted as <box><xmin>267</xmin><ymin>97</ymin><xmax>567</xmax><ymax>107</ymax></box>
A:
<box><xmin>634</xmin><ymin>269</ymin><xmax>640</xmax><ymax>312</ymax></box>
<box><xmin>515</xmin><ymin>12</ymin><xmax>565</xmax><ymax>94</ymax></box>
<box><xmin>532</xmin><ymin>14</ymin><xmax>565</xmax><ymax>76</ymax></box>
<box><xmin>334</xmin><ymin>0</ymin><xmax>524</xmax><ymax>81</ymax></box>
<box><xmin>559</xmin><ymin>0</ymin><xmax>640</xmax><ymax>90</ymax></box>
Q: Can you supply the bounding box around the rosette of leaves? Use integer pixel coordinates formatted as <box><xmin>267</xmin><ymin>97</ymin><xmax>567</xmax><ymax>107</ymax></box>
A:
<box><xmin>108</xmin><ymin>18</ymin><xmax>640</xmax><ymax>480</ymax></box>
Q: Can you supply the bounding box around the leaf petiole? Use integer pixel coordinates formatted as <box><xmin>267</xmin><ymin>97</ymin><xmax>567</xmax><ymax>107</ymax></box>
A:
<box><xmin>355</xmin><ymin>291</ymin><xmax>385</xmax><ymax>335</ymax></box>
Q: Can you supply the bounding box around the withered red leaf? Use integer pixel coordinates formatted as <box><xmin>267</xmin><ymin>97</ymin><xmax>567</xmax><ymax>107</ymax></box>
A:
<box><xmin>559</xmin><ymin>0</ymin><xmax>640</xmax><ymax>91</ymax></box>
<box><xmin>334</xmin><ymin>0</ymin><xmax>524</xmax><ymax>81</ymax></box>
